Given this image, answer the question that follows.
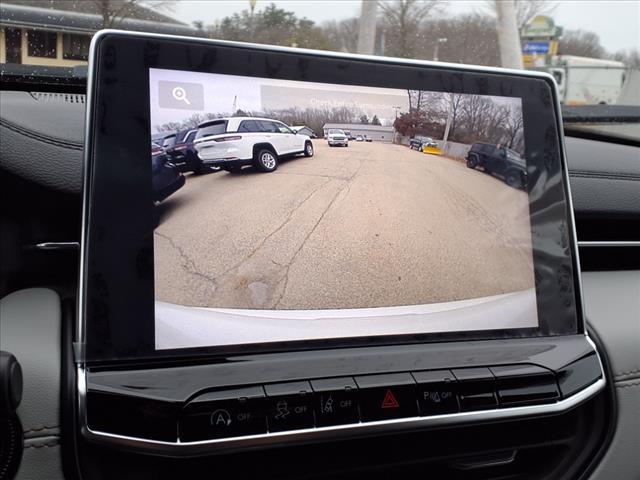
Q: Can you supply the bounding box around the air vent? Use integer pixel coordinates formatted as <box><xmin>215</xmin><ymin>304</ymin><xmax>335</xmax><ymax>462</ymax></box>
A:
<box><xmin>29</xmin><ymin>92</ymin><xmax>85</xmax><ymax>104</ymax></box>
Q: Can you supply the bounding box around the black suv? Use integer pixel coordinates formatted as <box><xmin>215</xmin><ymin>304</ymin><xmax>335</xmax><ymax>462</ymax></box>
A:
<box><xmin>466</xmin><ymin>143</ymin><xmax>527</xmax><ymax>189</ymax></box>
<box><xmin>164</xmin><ymin>129</ymin><xmax>219</xmax><ymax>175</ymax></box>
<box><xmin>409</xmin><ymin>137</ymin><xmax>437</xmax><ymax>150</ymax></box>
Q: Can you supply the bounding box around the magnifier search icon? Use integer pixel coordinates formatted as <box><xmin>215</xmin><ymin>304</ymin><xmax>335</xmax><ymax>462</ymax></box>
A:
<box><xmin>172</xmin><ymin>86</ymin><xmax>191</xmax><ymax>105</ymax></box>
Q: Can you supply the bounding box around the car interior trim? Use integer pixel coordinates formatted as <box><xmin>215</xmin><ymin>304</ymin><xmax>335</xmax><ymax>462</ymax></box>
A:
<box><xmin>76</xmin><ymin>364</ymin><xmax>605</xmax><ymax>456</ymax></box>
<box><xmin>578</xmin><ymin>241</ymin><xmax>640</xmax><ymax>247</ymax></box>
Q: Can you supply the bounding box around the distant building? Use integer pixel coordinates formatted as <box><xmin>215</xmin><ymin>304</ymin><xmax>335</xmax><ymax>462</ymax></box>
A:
<box><xmin>0</xmin><ymin>2</ymin><xmax>197</xmax><ymax>66</ymax></box>
<box><xmin>290</xmin><ymin>125</ymin><xmax>317</xmax><ymax>138</ymax></box>
<box><xmin>322</xmin><ymin>123</ymin><xmax>395</xmax><ymax>142</ymax></box>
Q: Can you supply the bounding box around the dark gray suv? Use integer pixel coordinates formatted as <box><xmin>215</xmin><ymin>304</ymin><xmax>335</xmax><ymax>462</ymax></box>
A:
<box><xmin>466</xmin><ymin>143</ymin><xmax>527</xmax><ymax>189</ymax></box>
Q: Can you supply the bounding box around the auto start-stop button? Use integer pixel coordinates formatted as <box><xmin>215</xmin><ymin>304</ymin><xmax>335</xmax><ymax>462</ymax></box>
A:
<box><xmin>179</xmin><ymin>386</ymin><xmax>267</xmax><ymax>441</ymax></box>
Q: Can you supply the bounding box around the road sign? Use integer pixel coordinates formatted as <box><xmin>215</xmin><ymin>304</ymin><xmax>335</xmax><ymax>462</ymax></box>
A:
<box><xmin>521</xmin><ymin>15</ymin><xmax>562</xmax><ymax>39</ymax></box>
<box><xmin>523</xmin><ymin>41</ymin><xmax>552</xmax><ymax>55</ymax></box>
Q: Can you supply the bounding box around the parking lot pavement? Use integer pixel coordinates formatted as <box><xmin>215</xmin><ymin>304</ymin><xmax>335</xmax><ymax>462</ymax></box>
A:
<box><xmin>154</xmin><ymin>141</ymin><xmax>535</xmax><ymax>309</ymax></box>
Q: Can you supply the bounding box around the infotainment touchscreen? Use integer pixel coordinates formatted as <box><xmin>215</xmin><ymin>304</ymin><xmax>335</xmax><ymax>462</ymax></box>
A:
<box><xmin>149</xmin><ymin>68</ymin><xmax>537</xmax><ymax>350</ymax></box>
<box><xmin>82</xmin><ymin>32</ymin><xmax>583</xmax><ymax>362</ymax></box>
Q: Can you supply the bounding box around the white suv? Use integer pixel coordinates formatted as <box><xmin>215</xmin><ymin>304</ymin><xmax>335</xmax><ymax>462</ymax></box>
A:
<box><xmin>194</xmin><ymin>117</ymin><xmax>314</xmax><ymax>173</ymax></box>
<box><xmin>326</xmin><ymin>129</ymin><xmax>349</xmax><ymax>147</ymax></box>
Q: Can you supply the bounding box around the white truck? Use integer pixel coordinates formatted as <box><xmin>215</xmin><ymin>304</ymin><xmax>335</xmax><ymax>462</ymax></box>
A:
<box><xmin>541</xmin><ymin>55</ymin><xmax>626</xmax><ymax>105</ymax></box>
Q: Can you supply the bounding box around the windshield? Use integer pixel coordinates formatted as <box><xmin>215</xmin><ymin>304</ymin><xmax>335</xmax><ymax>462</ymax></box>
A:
<box><xmin>2</xmin><ymin>0</ymin><xmax>637</xmax><ymax>138</ymax></box>
<box><xmin>329</xmin><ymin>129</ymin><xmax>345</xmax><ymax>135</ymax></box>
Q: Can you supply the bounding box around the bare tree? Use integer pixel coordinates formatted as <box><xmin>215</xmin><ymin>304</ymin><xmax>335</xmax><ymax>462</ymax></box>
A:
<box><xmin>514</xmin><ymin>0</ymin><xmax>557</xmax><ymax>29</ymax></box>
<box><xmin>448</xmin><ymin>93</ymin><xmax>464</xmax><ymax>135</ymax></box>
<box><xmin>503</xmin><ymin>108</ymin><xmax>524</xmax><ymax>150</ymax></box>
<box><xmin>406</xmin><ymin>13</ymin><xmax>501</xmax><ymax>66</ymax></box>
<box><xmin>484</xmin><ymin>0</ymin><xmax>557</xmax><ymax>29</ymax></box>
<box><xmin>558</xmin><ymin>29</ymin><xmax>606</xmax><ymax>58</ymax></box>
<box><xmin>91</xmin><ymin>0</ymin><xmax>174</xmax><ymax>28</ymax></box>
<box><xmin>378</xmin><ymin>0</ymin><xmax>441</xmax><ymax>58</ymax></box>
<box><xmin>614</xmin><ymin>48</ymin><xmax>640</xmax><ymax>68</ymax></box>
<box><xmin>322</xmin><ymin>18</ymin><xmax>359</xmax><ymax>52</ymax></box>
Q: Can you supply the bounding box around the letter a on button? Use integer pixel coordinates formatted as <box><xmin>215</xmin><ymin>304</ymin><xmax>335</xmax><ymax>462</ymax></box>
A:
<box><xmin>381</xmin><ymin>389</ymin><xmax>400</xmax><ymax>409</ymax></box>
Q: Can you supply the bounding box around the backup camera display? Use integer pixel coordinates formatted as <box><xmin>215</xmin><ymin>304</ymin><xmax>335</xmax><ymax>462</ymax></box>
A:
<box><xmin>149</xmin><ymin>67</ymin><xmax>537</xmax><ymax>350</ymax></box>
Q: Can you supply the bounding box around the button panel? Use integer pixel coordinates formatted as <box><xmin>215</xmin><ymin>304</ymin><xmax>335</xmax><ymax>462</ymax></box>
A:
<box><xmin>264</xmin><ymin>381</ymin><xmax>315</xmax><ymax>432</ymax></box>
<box><xmin>491</xmin><ymin>365</ymin><xmax>559</xmax><ymax>405</ymax></box>
<box><xmin>180</xmin><ymin>386</ymin><xmax>267</xmax><ymax>441</ymax></box>
<box><xmin>412</xmin><ymin>370</ymin><xmax>459</xmax><ymax>415</ymax></box>
<box><xmin>355</xmin><ymin>373</ymin><xmax>418</xmax><ymax>421</ymax></box>
<box><xmin>177</xmin><ymin>364</ymin><xmax>568</xmax><ymax>441</ymax></box>
<box><xmin>311</xmin><ymin>377</ymin><xmax>359</xmax><ymax>426</ymax></box>
<box><xmin>452</xmin><ymin>367</ymin><xmax>498</xmax><ymax>411</ymax></box>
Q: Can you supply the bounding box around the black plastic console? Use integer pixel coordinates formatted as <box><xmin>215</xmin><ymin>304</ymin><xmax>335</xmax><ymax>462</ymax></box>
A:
<box><xmin>82</xmin><ymin>335</ymin><xmax>604</xmax><ymax>455</ymax></box>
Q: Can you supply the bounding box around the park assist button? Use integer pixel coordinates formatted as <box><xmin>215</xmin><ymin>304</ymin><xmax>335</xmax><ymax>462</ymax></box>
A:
<box><xmin>452</xmin><ymin>367</ymin><xmax>498</xmax><ymax>411</ymax></box>
<box><xmin>311</xmin><ymin>377</ymin><xmax>359</xmax><ymax>426</ymax></box>
<box><xmin>412</xmin><ymin>370</ymin><xmax>459</xmax><ymax>416</ymax></box>
<box><xmin>355</xmin><ymin>373</ymin><xmax>417</xmax><ymax>421</ymax></box>
<box><xmin>265</xmin><ymin>381</ymin><xmax>315</xmax><ymax>432</ymax></box>
<box><xmin>179</xmin><ymin>386</ymin><xmax>267</xmax><ymax>441</ymax></box>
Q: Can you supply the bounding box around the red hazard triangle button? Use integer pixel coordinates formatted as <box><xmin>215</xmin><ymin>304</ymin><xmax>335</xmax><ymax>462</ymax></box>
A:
<box><xmin>381</xmin><ymin>389</ymin><xmax>400</xmax><ymax>409</ymax></box>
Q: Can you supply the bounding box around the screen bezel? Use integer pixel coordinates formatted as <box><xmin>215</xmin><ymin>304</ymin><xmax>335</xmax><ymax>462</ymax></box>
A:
<box><xmin>81</xmin><ymin>31</ymin><xmax>584</xmax><ymax>365</ymax></box>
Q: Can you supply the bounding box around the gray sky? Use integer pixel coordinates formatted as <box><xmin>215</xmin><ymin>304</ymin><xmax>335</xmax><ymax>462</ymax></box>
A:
<box><xmin>148</xmin><ymin>67</ymin><xmax>521</xmax><ymax>132</ymax></box>
<box><xmin>169</xmin><ymin>1</ymin><xmax>639</xmax><ymax>53</ymax></box>
<box><xmin>149</xmin><ymin>67</ymin><xmax>409</xmax><ymax>130</ymax></box>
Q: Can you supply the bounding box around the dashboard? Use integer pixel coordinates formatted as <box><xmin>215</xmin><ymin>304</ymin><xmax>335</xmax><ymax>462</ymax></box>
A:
<box><xmin>0</xmin><ymin>34</ymin><xmax>638</xmax><ymax>480</ymax></box>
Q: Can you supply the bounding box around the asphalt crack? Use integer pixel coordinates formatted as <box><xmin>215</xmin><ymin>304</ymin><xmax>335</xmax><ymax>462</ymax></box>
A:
<box><xmin>274</xmin><ymin>159</ymin><xmax>364</xmax><ymax>307</ymax></box>
<box><xmin>274</xmin><ymin>171</ymin><xmax>351</xmax><ymax>181</ymax></box>
<box><xmin>154</xmin><ymin>231</ymin><xmax>217</xmax><ymax>287</ymax></box>
<box><xmin>215</xmin><ymin>176</ymin><xmax>333</xmax><ymax>281</ymax></box>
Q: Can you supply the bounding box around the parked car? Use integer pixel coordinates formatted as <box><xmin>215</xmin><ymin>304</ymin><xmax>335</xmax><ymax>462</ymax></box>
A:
<box><xmin>164</xmin><ymin>129</ymin><xmax>219</xmax><ymax>175</ymax></box>
<box><xmin>409</xmin><ymin>137</ymin><xmax>437</xmax><ymax>150</ymax></box>
<box><xmin>356</xmin><ymin>134</ymin><xmax>364</xmax><ymax>141</ymax></box>
<box><xmin>364</xmin><ymin>135</ymin><xmax>372</xmax><ymax>142</ymax></box>
<box><xmin>151</xmin><ymin>142</ymin><xmax>185</xmax><ymax>202</ymax></box>
<box><xmin>327</xmin><ymin>129</ymin><xmax>349</xmax><ymax>147</ymax></box>
<box><xmin>161</xmin><ymin>133</ymin><xmax>176</xmax><ymax>151</ymax></box>
<box><xmin>194</xmin><ymin>117</ymin><xmax>314</xmax><ymax>173</ymax></box>
<box><xmin>466</xmin><ymin>143</ymin><xmax>528</xmax><ymax>189</ymax></box>
<box><xmin>409</xmin><ymin>138</ymin><xmax>422</xmax><ymax>150</ymax></box>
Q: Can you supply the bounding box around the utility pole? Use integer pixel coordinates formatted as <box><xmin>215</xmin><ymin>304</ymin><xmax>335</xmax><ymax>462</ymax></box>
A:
<box><xmin>433</xmin><ymin>38</ymin><xmax>447</xmax><ymax>62</ymax></box>
<box><xmin>495</xmin><ymin>0</ymin><xmax>524</xmax><ymax>69</ymax></box>
<box><xmin>249</xmin><ymin>0</ymin><xmax>257</xmax><ymax>37</ymax></box>
<box><xmin>357</xmin><ymin>0</ymin><xmax>377</xmax><ymax>55</ymax></box>
<box><xmin>442</xmin><ymin>93</ymin><xmax>454</xmax><ymax>151</ymax></box>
